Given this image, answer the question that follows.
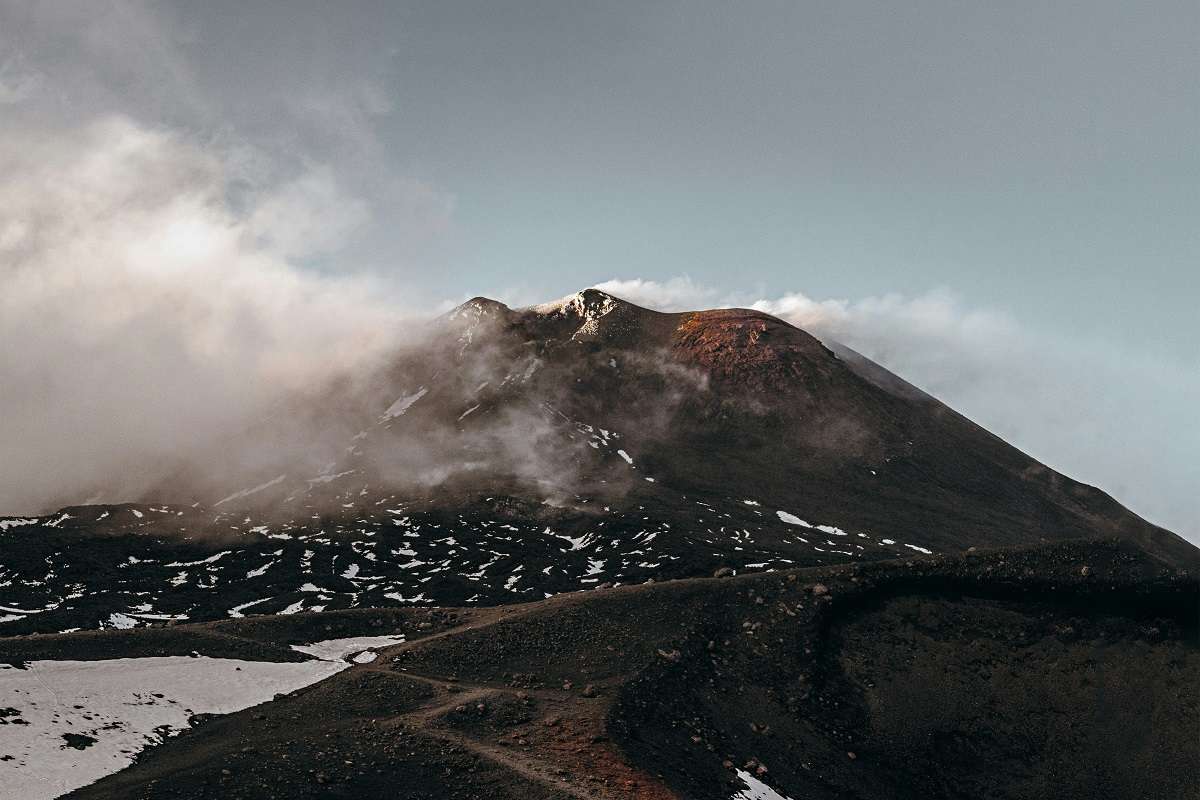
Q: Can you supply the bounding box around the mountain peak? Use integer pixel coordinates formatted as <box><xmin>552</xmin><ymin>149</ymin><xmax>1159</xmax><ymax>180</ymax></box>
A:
<box><xmin>527</xmin><ymin>287</ymin><xmax>633</xmax><ymax>315</ymax></box>
<box><xmin>522</xmin><ymin>288</ymin><xmax>647</xmax><ymax>342</ymax></box>
<box><xmin>448</xmin><ymin>296</ymin><xmax>511</xmax><ymax>320</ymax></box>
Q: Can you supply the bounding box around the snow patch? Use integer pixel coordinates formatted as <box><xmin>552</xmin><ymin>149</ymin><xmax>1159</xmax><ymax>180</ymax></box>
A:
<box><xmin>245</xmin><ymin>561</ymin><xmax>274</xmax><ymax>578</ymax></box>
<box><xmin>104</xmin><ymin>613</ymin><xmax>136</xmax><ymax>630</ymax></box>
<box><xmin>0</xmin><ymin>656</ymin><xmax>346</xmax><ymax>800</ymax></box>
<box><xmin>227</xmin><ymin>597</ymin><xmax>273</xmax><ymax>618</ymax></box>
<box><xmin>305</xmin><ymin>470</ymin><xmax>355</xmax><ymax>485</ymax></box>
<box><xmin>382</xmin><ymin>387</ymin><xmax>428</xmax><ymax>419</ymax></box>
<box><xmin>776</xmin><ymin>511</ymin><xmax>812</xmax><ymax>527</ymax></box>
<box><xmin>290</xmin><ymin>635</ymin><xmax>407</xmax><ymax>663</ymax></box>
<box><xmin>214</xmin><ymin>475</ymin><xmax>286</xmax><ymax>507</ymax></box>
<box><xmin>731</xmin><ymin>769</ymin><xmax>797</xmax><ymax>800</ymax></box>
<box><xmin>166</xmin><ymin>551</ymin><xmax>230</xmax><ymax>567</ymax></box>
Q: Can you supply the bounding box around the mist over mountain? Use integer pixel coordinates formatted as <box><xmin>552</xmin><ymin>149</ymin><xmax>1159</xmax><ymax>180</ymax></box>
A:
<box><xmin>0</xmin><ymin>117</ymin><xmax>410</xmax><ymax>515</ymax></box>
<box><xmin>2</xmin><ymin>288</ymin><xmax>1192</xmax><ymax>640</ymax></box>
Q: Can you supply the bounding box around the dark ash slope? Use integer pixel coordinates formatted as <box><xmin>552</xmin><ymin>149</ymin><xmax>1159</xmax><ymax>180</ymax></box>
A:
<box><xmin>52</xmin><ymin>540</ymin><xmax>1198</xmax><ymax>800</ymax></box>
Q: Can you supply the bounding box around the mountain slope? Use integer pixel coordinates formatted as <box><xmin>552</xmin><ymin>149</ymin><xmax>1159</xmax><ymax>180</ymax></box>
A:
<box><xmin>0</xmin><ymin>289</ymin><xmax>1193</xmax><ymax>635</ymax></box>
<box><xmin>37</xmin><ymin>540</ymin><xmax>1199</xmax><ymax>800</ymax></box>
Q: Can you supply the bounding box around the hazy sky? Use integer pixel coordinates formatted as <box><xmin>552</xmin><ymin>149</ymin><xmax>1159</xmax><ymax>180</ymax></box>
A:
<box><xmin>0</xmin><ymin>1</ymin><xmax>1196</xmax><ymax>538</ymax></box>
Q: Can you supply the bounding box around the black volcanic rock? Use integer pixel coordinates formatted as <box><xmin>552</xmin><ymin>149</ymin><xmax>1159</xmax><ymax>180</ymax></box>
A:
<box><xmin>53</xmin><ymin>541</ymin><xmax>1200</xmax><ymax>800</ymax></box>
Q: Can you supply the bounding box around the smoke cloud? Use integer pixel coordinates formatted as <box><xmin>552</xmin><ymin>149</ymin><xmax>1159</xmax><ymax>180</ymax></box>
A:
<box><xmin>0</xmin><ymin>2</ymin><xmax>466</xmax><ymax>514</ymax></box>
<box><xmin>0</xmin><ymin>116</ymin><xmax>407</xmax><ymax>513</ymax></box>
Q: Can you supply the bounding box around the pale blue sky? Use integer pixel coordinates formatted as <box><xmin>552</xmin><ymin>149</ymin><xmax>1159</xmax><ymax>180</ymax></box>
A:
<box><xmin>166</xmin><ymin>0</ymin><xmax>1198</xmax><ymax>359</ymax></box>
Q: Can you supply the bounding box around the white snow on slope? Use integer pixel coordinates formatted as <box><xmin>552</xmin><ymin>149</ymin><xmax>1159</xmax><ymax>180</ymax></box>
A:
<box><xmin>227</xmin><ymin>597</ymin><xmax>273</xmax><ymax>618</ymax></box>
<box><xmin>290</xmin><ymin>635</ymin><xmax>406</xmax><ymax>662</ymax></box>
<box><xmin>382</xmin><ymin>387</ymin><xmax>428</xmax><ymax>419</ymax></box>
<box><xmin>732</xmin><ymin>769</ymin><xmax>797</xmax><ymax>800</ymax></box>
<box><xmin>776</xmin><ymin>510</ymin><xmax>811</xmax><ymax>527</ymax></box>
<box><xmin>214</xmin><ymin>475</ymin><xmax>286</xmax><ymax>507</ymax></box>
<box><xmin>104</xmin><ymin>613</ymin><xmax>136</xmax><ymax>629</ymax></box>
<box><xmin>1</xmin><ymin>633</ymin><xmax>409</xmax><ymax>800</ymax></box>
<box><xmin>0</xmin><ymin>604</ymin><xmax>54</xmax><ymax>617</ymax></box>
<box><xmin>305</xmin><ymin>470</ymin><xmax>355</xmax><ymax>485</ymax></box>
<box><xmin>0</xmin><ymin>656</ymin><xmax>346</xmax><ymax>800</ymax></box>
<box><xmin>245</xmin><ymin>561</ymin><xmax>274</xmax><ymax>578</ymax></box>
<box><xmin>165</xmin><ymin>550</ymin><xmax>231</xmax><ymax>567</ymax></box>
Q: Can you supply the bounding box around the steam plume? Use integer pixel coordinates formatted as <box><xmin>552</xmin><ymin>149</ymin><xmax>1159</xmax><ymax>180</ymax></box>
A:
<box><xmin>0</xmin><ymin>116</ymin><xmax>404</xmax><ymax>513</ymax></box>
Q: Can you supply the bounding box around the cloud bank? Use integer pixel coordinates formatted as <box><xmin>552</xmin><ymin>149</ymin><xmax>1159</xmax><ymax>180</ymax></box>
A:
<box><xmin>0</xmin><ymin>3</ymin><xmax>453</xmax><ymax>513</ymax></box>
<box><xmin>594</xmin><ymin>278</ymin><xmax>1200</xmax><ymax>542</ymax></box>
<box><xmin>0</xmin><ymin>116</ymin><xmax>407</xmax><ymax>513</ymax></box>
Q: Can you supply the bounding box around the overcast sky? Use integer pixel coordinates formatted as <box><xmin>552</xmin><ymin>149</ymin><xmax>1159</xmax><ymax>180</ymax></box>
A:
<box><xmin>1</xmin><ymin>1</ymin><xmax>1196</xmax><ymax>539</ymax></box>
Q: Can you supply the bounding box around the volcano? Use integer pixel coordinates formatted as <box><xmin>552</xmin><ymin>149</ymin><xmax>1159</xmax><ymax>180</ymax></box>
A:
<box><xmin>1</xmin><ymin>290</ymin><xmax>1195</xmax><ymax>800</ymax></box>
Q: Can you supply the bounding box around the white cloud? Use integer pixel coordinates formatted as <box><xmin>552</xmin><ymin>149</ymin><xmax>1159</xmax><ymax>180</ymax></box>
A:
<box><xmin>591</xmin><ymin>276</ymin><xmax>720</xmax><ymax>310</ymax></box>
<box><xmin>0</xmin><ymin>3</ymin><xmax>463</xmax><ymax>515</ymax></box>
<box><xmin>0</xmin><ymin>50</ymin><xmax>42</xmax><ymax>104</ymax></box>
<box><xmin>247</xmin><ymin>165</ymin><xmax>370</xmax><ymax>259</ymax></box>
<box><xmin>0</xmin><ymin>115</ymin><xmax>406</xmax><ymax>513</ymax></box>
